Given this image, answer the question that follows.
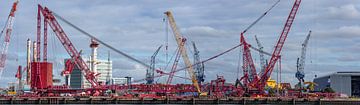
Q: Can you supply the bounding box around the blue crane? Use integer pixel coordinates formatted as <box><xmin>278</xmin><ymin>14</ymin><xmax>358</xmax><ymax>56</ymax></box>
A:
<box><xmin>192</xmin><ymin>41</ymin><xmax>205</xmax><ymax>84</ymax></box>
<box><xmin>146</xmin><ymin>45</ymin><xmax>162</xmax><ymax>84</ymax></box>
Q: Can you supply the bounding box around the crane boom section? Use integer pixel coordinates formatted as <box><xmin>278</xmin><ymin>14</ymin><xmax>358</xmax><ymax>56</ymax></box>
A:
<box><xmin>164</xmin><ymin>11</ymin><xmax>201</xmax><ymax>93</ymax></box>
<box><xmin>38</xmin><ymin>5</ymin><xmax>98</xmax><ymax>87</ymax></box>
<box><xmin>146</xmin><ymin>45</ymin><xmax>162</xmax><ymax>84</ymax></box>
<box><xmin>296</xmin><ymin>30</ymin><xmax>311</xmax><ymax>79</ymax></box>
<box><xmin>0</xmin><ymin>1</ymin><xmax>18</xmax><ymax>76</ymax></box>
<box><xmin>259</xmin><ymin>0</ymin><xmax>302</xmax><ymax>86</ymax></box>
<box><xmin>255</xmin><ymin>35</ymin><xmax>267</xmax><ymax>77</ymax></box>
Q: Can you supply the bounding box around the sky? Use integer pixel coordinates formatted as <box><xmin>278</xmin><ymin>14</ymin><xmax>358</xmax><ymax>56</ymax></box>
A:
<box><xmin>0</xmin><ymin>0</ymin><xmax>359</xmax><ymax>87</ymax></box>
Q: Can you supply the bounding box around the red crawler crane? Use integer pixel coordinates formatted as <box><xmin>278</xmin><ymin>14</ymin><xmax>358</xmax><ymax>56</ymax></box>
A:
<box><xmin>252</xmin><ymin>0</ymin><xmax>302</xmax><ymax>91</ymax></box>
<box><xmin>37</xmin><ymin>5</ymin><xmax>99</xmax><ymax>88</ymax></box>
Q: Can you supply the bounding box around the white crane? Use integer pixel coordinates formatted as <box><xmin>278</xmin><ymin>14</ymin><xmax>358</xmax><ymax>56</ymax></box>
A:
<box><xmin>255</xmin><ymin>35</ymin><xmax>267</xmax><ymax>77</ymax></box>
<box><xmin>296</xmin><ymin>30</ymin><xmax>312</xmax><ymax>89</ymax></box>
<box><xmin>0</xmin><ymin>1</ymin><xmax>19</xmax><ymax>78</ymax></box>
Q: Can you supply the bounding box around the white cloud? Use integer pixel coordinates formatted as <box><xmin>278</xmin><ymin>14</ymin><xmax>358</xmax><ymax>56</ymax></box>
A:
<box><xmin>182</xmin><ymin>26</ymin><xmax>229</xmax><ymax>38</ymax></box>
<box><xmin>316</xmin><ymin>25</ymin><xmax>360</xmax><ymax>39</ymax></box>
<box><xmin>328</xmin><ymin>4</ymin><xmax>360</xmax><ymax>19</ymax></box>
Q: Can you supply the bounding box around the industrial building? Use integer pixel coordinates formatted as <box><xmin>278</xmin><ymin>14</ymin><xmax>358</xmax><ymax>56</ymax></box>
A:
<box><xmin>65</xmin><ymin>58</ymin><xmax>112</xmax><ymax>88</ymax></box>
<box><xmin>65</xmin><ymin>39</ymin><xmax>112</xmax><ymax>88</ymax></box>
<box><xmin>314</xmin><ymin>72</ymin><xmax>360</xmax><ymax>97</ymax></box>
<box><xmin>112</xmin><ymin>78</ymin><xmax>129</xmax><ymax>85</ymax></box>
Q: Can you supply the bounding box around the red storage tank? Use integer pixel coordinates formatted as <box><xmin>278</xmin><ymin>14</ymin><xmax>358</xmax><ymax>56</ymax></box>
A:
<box><xmin>31</xmin><ymin>62</ymin><xmax>53</xmax><ymax>89</ymax></box>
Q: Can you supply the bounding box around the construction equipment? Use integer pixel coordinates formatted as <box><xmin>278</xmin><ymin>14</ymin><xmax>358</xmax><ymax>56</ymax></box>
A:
<box><xmin>132</xmin><ymin>44</ymin><xmax>242</xmax><ymax>83</ymax></box>
<box><xmin>240</xmin><ymin>34</ymin><xmax>258</xmax><ymax>87</ymax></box>
<box><xmin>167</xmin><ymin>40</ymin><xmax>185</xmax><ymax>85</ymax></box>
<box><xmin>61</xmin><ymin>59</ymin><xmax>75</xmax><ymax>76</ymax></box>
<box><xmin>37</xmin><ymin>5</ymin><xmax>99</xmax><ymax>87</ymax></box>
<box><xmin>239</xmin><ymin>0</ymin><xmax>280</xmax><ymax>89</ymax></box>
<box><xmin>0</xmin><ymin>0</ymin><xmax>19</xmax><ymax>78</ymax></box>
<box><xmin>146</xmin><ymin>45</ymin><xmax>162</xmax><ymax>84</ymax></box>
<box><xmin>255</xmin><ymin>35</ymin><xmax>267</xmax><ymax>77</ymax></box>
<box><xmin>254</xmin><ymin>0</ymin><xmax>302</xmax><ymax>92</ymax></box>
<box><xmin>304</xmin><ymin>81</ymin><xmax>317</xmax><ymax>91</ymax></box>
<box><xmin>296</xmin><ymin>30</ymin><xmax>312</xmax><ymax>89</ymax></box>
<box><xmin>51</xmin><ymin>12</ymin><xmax>151</xmax><ymax>69</ymax></box>
<box><xmin>164</xmin><ymin>11</ymin><xmax>206</xmax><ymax>96</ymax></box>
<box><xmin>192</xmin><ymin>41</ymin><xmax>205</xmax><ymax>84</ymax></box>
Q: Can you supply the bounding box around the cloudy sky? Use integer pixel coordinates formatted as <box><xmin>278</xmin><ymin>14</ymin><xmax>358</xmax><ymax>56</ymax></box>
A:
<box><xmin>0</xmin><ymin>0</ymin><xmax>359</xmax><ymax>87</ymax></box>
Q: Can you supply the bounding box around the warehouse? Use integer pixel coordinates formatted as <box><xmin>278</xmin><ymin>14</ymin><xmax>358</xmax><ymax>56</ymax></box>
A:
<box><xmin>314</xmin><ymin>72</ymin><xmax>360</xmax><ymax>97</ymax></box>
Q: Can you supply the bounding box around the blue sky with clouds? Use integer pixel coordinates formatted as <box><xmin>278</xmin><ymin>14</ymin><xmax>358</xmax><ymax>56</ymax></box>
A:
<box><xmin>0</xmin><ymin>0</ymin><xmax>359</xmax><ymax>87</ymax></box>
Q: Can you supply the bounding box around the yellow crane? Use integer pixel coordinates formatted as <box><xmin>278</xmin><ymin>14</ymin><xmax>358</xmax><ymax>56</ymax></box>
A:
<box><xmin>164</xmin><ymin>11</ymin><xmax>207</xmax><ymax>96</ymax></box>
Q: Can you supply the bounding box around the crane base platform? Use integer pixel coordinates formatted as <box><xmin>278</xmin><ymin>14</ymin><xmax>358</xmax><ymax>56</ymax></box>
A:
<box><xmin>0</xmin><ymin>97</ymin><xmax>359</xmax><ymax>104</ymax></box>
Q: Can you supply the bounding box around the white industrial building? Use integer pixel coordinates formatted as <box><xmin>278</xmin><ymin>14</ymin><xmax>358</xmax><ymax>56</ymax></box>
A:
<box><xmin>65</xmin><ymin>39</ymin><xmax>112</xmax><ymax>88</ymax></box>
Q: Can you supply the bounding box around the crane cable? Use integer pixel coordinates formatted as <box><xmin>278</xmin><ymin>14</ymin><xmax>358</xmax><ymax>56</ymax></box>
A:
<box><xmin>134</xmin><ymin>43</ymin><xmax>242</xmax><ymax>83</ymax></box>
<box><xmin>51</xmin><ymin>12</ymin><xmax>151</xmax><ymax>68</ymax></box>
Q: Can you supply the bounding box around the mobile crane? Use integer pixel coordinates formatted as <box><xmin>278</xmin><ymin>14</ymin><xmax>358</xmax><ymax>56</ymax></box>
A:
<box><xmin>0</xmin><ymin>0</ymin><xmax>19</xmax><ymax>79</ymax></box>
<box><xmin>296</xmin><ymin>30</ymin><xmax>311</xmax><ymax>89</ymax></box>
<box><xmin>164</xmin><ymin>11</ymin><xmax>207</xmax><ymax>96</ymax></box>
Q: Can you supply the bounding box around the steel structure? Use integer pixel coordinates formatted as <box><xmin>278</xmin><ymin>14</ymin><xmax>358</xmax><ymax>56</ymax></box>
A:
<box><xmin>0</xmin><ymin>1</ymin><xmax>18</xmax><ymax>78</ymax></box>
<box><xmin>296</xmin><ymin>30</ymin><xmax>311</xmax><ymax>88</ymax></box>
<box><xmin>254</xmin><ymin>0</ymin><xmax>302</xmax><ymax>91</ymax></box>
<box><xmin>255</xmin><ymin>35</ymin><xmax>267</xmax><ymax>77</ymax></box>
<box><xmin>166</xmin><ymin>40</ymin><xmax>185</xmax><ymax>85</ymax></box>
<box><xmin>37</xmin><ymin>5</ymin><xmax>99</xmax><ymax>87</ymax></box>
<box><xmin>164</xmin><ymin>11</ymin><xmax>204</xmax><ymax>95</ymax></box>
<box><xmin>238</xmin><ymin>0</ymin><xmax>280</xmax><ymax>88</ymax></box>
<box><xmin>240</xmin><ymin>34</ymin><xmax>257</xmax><ymax>87</ymax></box>
<box><xmin>192</xmin><ymin>41</ymin><xmax>205</xmax><ymax>85</ymax></box>
<box><xmin>61</xmin><ymin>59</ymin><xmax>75</xmax><ymax>76</ymax></box>
<box><xmin>146</xmin><ymin>45</ymin><xmax>162</xmax><ymax>84</ymax></box>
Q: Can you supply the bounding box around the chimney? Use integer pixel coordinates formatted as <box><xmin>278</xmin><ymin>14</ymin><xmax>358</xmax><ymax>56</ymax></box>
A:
<box><xmin>90</xmin><ymin>39</ymin><xmax>99</xmax><ymax>76</ymax></box>
<box><xmin>26</xmin><ymin>39</ymin><xmax>31</xmax><ymax>84</ymax></box>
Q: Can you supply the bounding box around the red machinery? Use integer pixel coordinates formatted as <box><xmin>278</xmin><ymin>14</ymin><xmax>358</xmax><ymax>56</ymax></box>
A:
<box><xmin>237</xmin><ymin>0</ymin><xmax>280</xmax><ymax>89</ymax></box>
<box><xmin>251</xmin><ymin>0</ymin><xmax>302</xmax><ymax>92</ymax></box>
<box><xmin>166</xmin><ymin>39</ymin><xmax>186</xmax><ymax>85</ymax></box>
<box><xmin>61</xmin><ymin>59</ymin><xmax>75</xmax><ymax>76</ymax></box>
<box><xmin>31</xmin><ymin>62</ymin><xmax>53</xmax><ymax>89</ymax></box>
<box><xmin>35</xmin><ymin>5</ymin><xmax>99</xmax><ymax>89</ymax></box>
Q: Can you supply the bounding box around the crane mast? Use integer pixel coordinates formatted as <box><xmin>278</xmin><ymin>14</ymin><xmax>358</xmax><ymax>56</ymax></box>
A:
<box><xmin>166</xmin><ymin>41</ymin><xmax>184</xmax><ymax>85</ymax></box>
<box><xmin>0</xmin><ymin>1</ymin><xmax>19</xmax><ymax>77</ymax></box>
<box><xmin>296</xmin><ymin>30</ymin><xmax>311</xmax><ymax>87</ymax></box>
<box><xmin>240</xmin><ymin>34</ymin><xmax>258</xmax><ymax>85</ymax></box>
<box><xmin>146</xmin><ymin>45</ymin><xmax>162</xmax><ymax>84</ymax></box>
<box><xmin>255</xmin><ymin>35</ymin><xmax>267</xmax><ymax>77</ymax></box>
<box><xmin>238</xmin><ymin>0</ymin><xmax>280</xmax><ymax>86</ymax></box>
<box><xmin>256</xmin><ymin>0</ymin><xmax>302</xmax><ymax>89</ymax></box>
<box><xmin>192</xmin><ymin>41</ymin><xmax>205</xmax><ymax>84</ymax></box>
<box><xmin>164</xmin><ymin>11</ymin><xmax>203</xmax><ymax>94</ymax></box>
<box><xmin>38</xmin><ymin>5</ymin><xmax>99</xmax><ymax>87</ymax></box>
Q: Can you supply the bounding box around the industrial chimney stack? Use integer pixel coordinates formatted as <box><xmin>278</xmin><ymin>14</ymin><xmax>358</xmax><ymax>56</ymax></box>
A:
<box><xmin>90</xmin><ymin>39</ymin><xmax>99</xmax><ymax>77</ymax></box>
